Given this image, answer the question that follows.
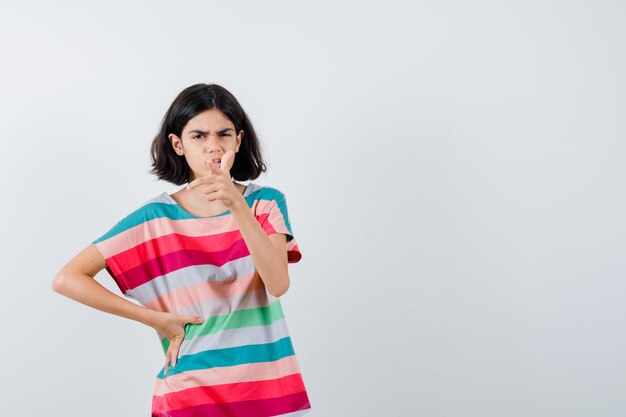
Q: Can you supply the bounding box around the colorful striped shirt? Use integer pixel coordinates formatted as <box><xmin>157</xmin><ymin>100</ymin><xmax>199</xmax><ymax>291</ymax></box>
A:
<box><xmin>91</xmin><ymin>183</ymin><xmax>311</xmax><ymax>417</ymax></box>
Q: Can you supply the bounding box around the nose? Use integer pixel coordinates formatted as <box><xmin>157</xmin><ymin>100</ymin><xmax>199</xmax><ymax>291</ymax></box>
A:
<box><xmin>205</xmin><ymin>134</ymin><xmax>223</xmax><ymax>149</ymax></box>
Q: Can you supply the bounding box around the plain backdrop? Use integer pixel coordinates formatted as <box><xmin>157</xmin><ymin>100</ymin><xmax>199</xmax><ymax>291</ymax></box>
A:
<box><xmin>1</xmin><ymin>1</ymin><xmax>625</xmax><ymax>416</ymax></box>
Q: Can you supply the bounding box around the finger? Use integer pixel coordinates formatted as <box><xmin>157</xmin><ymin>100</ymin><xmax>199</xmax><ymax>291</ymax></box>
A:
<box><xmin>186</xmin><ymin>179</ymin><xmax>198</xmax><ymax>191</ymax></box>
<box><xmin>188</xmin><ymin>315</ymin><xmax>204</xmax><ymax>324</ymax></box>
<box><xmin>171</xmin><ymin>336</ymin><xmax>184</xmax><ymax>368</ymax></box>
<box><xmin>171</xmin><ymin>346</ymin><xmax>178</xmax><ymax>368</ymax></box>
<box><xmin>165</xmin><ymin>340</ymin><xmax>179</xmax><ymax>374</ymax></box>
<box><xmin>187</xmin><ymin>177</ymin><xmax>208</xmax><ymax>191</ymax></box>
<box><xmin>164</xmin><ymin>354</ymin><xmax>170</xmax><ymax>376</ymax></box>
<box><xmin>204</xmin><ymin>188</ymin><xmax>223</xmax><ymax>202</ymax></box>
<box><xmin>187</xmin><ymin>182</ymin><xmax>218</xmax><ymax>199</ymax></box>
<box><xmin>220</xmin><ymin>150</ymin><xmax>235</xmax><ymax>173</ymax></box>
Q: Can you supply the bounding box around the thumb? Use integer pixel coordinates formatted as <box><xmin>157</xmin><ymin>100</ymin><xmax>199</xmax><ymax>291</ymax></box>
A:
<box><xmin>220</xmin><ymin>150</ymin><xmax>235</xmax><ymax>173</ymax></box>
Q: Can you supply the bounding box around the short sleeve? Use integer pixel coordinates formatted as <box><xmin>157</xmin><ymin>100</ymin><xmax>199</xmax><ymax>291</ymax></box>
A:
<box><xmin>260</xmin><ymin>191</ymin><xmax>302</xmax><ymax>263</ymax></box>
<box><xmin>90</xmin><ymin>209</ymin><xmax>146</xmax><ymax>297</ymax></box>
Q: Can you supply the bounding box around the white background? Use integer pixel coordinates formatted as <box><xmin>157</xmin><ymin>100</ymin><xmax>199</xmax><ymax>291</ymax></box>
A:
<box><xmin>1</xmin><ymin>1</ymin><xmax>625</xmax><ymax>416</ymax></box>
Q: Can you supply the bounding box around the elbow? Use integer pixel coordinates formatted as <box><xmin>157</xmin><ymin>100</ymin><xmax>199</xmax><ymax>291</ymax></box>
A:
<box><xmin>269</xmin><ymin>276</ymin><xmax>291</xmax><ymax>298</ymax></box>
<box><xmin>51</xmin><ymin>271</ymin><xmax>72</xmax><ymax>294</ymax></box>
<box><xmin>51</xmin><ymin>274</ymin><xmax>65</xmax><ymax>294</ymax></box>
<box><xmin>270</xmin><ymin>287</ymin><xmax>288</xmax><ymax>298</ymax></box>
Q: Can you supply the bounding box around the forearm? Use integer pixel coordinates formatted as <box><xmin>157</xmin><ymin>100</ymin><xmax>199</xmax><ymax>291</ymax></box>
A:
<box><xmin>53</xmin><ymin>272</ymin><xmax>159</xmax><ymax>327</ymax></box>
<box><xmin>231</xmin><ymin>203</ymin><xmax>289</xmax><ymax>296</ymax></box>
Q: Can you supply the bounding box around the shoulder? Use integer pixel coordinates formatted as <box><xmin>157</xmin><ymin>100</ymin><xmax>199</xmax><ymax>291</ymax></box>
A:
<box><xmin>92</xmin><ymin>193</ymin><xmax>167</xmax><ymax>244</ymax></box>
<box><xmin>247</xmin><ymin>183</ymin><xmax>285</xmax><ymax>202</ymax></box>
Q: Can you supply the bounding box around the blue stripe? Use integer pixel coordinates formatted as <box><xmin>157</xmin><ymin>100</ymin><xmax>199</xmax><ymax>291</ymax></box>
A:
<box><xmin>91</xmin><ymin>185</ymin><xmax>282</xmax><ymax>244</ymax></box>
<box><xmin>155</xmin><ymin>336</ymin><xmax>296</xmax><ymax>379</ymax></box>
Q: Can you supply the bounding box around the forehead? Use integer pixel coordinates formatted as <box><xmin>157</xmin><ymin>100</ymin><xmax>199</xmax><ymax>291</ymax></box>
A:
<box><xmin>185</xmin><ymin>109</ymin><xmax>234</xmax><ymax>132</ymax></box>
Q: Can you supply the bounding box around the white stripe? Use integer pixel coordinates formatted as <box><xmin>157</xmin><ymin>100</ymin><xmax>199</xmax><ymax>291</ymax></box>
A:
<box><xmin>178</xmin><ymin>317</ymin><xmax>291</xmax><ymax>357</ymax></box>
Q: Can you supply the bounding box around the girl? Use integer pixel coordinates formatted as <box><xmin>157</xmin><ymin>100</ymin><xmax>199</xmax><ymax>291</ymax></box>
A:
<box><xmin>52</xmin><ymin>83</ymin><xmax>312</xmax><ymax>417</ymax></box>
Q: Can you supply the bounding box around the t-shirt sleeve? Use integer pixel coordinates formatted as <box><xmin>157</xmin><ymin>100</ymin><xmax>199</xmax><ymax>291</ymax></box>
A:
<box><xmin>90</xmin><ymin>210</ymin><xmax>144</xmax><ymax>297</ymax></box>
<box><xmin>260</xmin><ymin>191</ymin><xmax>302</xmax><ymax>264</ymax></box>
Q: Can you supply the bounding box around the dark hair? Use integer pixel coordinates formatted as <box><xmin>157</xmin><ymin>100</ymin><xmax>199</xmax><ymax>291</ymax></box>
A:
<box><xmin>149</xmin><ymin>83</ymin><xmax>267</xmax><ymax>185</ymax></box>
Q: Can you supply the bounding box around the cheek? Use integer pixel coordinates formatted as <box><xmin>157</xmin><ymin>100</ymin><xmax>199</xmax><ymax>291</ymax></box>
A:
<box><xmin>186</xmin><ymin>154</ymin><xmax>204</xmax><ymax>167</ymax></box>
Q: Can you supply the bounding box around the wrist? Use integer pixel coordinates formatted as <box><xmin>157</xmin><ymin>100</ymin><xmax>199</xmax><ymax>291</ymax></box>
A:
<box><xmin>138</xmin><ymin>307</ymin><xmax>162</xmax><ymax>328</ymax></box>
<box><xmin>230</xmin><ymin>194</ymin><xmax>249</xmax><ymax>214</ymax></box>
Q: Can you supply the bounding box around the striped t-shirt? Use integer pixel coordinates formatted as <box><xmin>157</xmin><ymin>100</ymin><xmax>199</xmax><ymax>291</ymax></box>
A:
<box><xmin>91</xmin><ymin>182</ymin><xmax>311</xmax><ymax>417</ymax></box>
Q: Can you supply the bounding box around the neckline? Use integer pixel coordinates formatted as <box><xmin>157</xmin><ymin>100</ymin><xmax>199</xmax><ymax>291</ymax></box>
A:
<box><xmin>164</xmin><ymin>183</ymin><xmax>254</xmax><ymax>219</ymax></box>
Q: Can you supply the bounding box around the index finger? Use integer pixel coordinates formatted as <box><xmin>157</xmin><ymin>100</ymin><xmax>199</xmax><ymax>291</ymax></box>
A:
<box><xmin>186</xmin><ymin>177</ymin><xmax>206</xmax><ymax>191</ymax></box>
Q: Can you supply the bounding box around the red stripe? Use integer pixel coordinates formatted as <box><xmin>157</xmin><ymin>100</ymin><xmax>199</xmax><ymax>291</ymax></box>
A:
<box><xmin>111</xmin><ymin>231</ymin><xmax>253</xmax><ymax>290</ymax></box>
<box><xmin>153</xmin><ymin>373</ymin><xmax>307</xmax><ymax>411</ymax></box>
<box><xmin>154</xmin><ymin>390</ymin><xmax>310</xmax><ymax>417</ymax></box>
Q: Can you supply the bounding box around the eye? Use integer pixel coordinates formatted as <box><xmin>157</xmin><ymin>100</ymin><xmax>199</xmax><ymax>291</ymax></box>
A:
<box><xmin>192</xmin><ymin>133</ymin><xmax>230</xmax><ymax>139</ymax></box>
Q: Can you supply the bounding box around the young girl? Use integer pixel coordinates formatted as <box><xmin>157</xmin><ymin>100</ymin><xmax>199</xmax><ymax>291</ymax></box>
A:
<box><xmin>52</xmin><ymin>83</ymin><xmax>312</xmax><ymax>417</ymax></box>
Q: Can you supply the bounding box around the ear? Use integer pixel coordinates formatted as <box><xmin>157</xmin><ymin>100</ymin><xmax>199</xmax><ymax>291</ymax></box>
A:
<box><xmin>236</xmin><ymin>130</ymin><xmax>243</xmax><ymax>151</ymax></box>
<box><xmin>169</xmin><ymin>134</ymin><xmax>184</xmax><ymax>155</ymax></box>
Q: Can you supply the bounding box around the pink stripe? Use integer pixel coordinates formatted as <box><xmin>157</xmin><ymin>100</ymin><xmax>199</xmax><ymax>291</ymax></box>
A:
<box><xmin>98</xmin><ymin>210</ymin><xmax>268</xmax><ymax>272</ymax></box>
<box><xmin>153</xmin><ymin>355</ymin><xmax>304</xmax><ymax>396</ymax></box>
<box><xmin>153</xmin><ymin>373</ymin><xmax>308</xmax><ymax>415</ymax></box>
<box><xmin>143</xmin><ymin>272</ymin><xmax>264</xmax><ymax>313</ymax></box>
<box><xmin>96</xmin><ymin>197</ymin><xmax>276</xmax><ymax>262</ymax></box>
<box><xmin>115</xmin><ymin>232</ymin><xmax>251</xmax><ymax>290</ymax></box>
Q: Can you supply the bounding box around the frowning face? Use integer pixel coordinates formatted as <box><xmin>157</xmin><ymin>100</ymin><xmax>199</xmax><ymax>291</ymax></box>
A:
<box><xmin>168</xmin><ymin>108</ymin><xmax>243</xmax><ymax>182</ymax></box>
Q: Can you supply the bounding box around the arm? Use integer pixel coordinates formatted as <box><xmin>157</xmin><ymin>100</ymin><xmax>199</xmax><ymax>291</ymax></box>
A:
<box><xmin>51</xmin><ymin>244</ymin><xmax>159</xmax><ymax>327</ymax></box>
<box><xmin>231</xmin><ymin>203</ymin><xmax>290</xmax><ymax>297</ymax></box>
<box><xmin>184</xmin><ymin>155</ymin><xmax>293</xmax><ymax>297</ymax></box>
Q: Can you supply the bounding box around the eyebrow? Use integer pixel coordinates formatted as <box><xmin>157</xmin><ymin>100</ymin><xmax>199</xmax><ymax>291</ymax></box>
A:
<box><xmin>187</xmin><ymin>128</ymin><xmax>234</xmax><ymax>135</ymax></box>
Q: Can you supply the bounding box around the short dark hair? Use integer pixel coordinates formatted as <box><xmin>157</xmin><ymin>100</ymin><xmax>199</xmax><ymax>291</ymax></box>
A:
<box><xmin>149</xmin><ymin>83</ymin><xmax>267</xmax><ymax>185</ymax></box>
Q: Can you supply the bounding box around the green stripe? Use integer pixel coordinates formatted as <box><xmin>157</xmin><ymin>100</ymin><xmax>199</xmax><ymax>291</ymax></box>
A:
<box><xmin>160</xmin><ymin>299</ymin><xmax>285</xmax><ymax>352</ymax></box>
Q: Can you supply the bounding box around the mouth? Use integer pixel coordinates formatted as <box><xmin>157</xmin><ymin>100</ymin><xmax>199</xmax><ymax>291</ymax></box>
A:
<box><xmin>210</xmin><ymin>159</ymin><xmax>221</xmax><ymax>165</ymax></box>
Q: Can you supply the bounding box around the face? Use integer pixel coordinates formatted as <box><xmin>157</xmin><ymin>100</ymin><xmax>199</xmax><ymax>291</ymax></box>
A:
<box><xmin>168</xmin><ymin>108</ymin><xmax>243</xmax><ymax>182</ymax></box>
